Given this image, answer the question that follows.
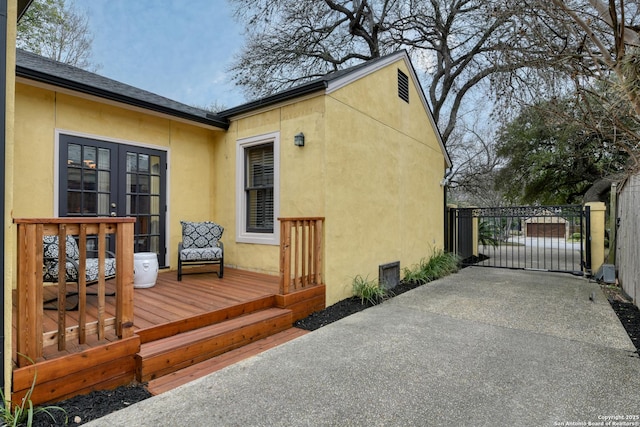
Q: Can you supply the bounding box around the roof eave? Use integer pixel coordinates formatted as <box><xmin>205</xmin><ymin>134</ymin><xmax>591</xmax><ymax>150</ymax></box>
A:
<box><xmin>219</xmin><ymin>80</ymin><xmax>328</xmax><ymax>118</ymax></box>
<box><xmin>16</xmin><ymin>65</ymin><xmax>230</xmax><ymax>130</ymax></box>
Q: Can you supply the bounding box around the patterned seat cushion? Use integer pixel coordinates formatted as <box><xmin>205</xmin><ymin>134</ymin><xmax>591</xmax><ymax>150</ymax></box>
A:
<box><xmin>180</xmin><ymin>247</ymin><xmax>223</xmax><ymax>261</ymax></box>
<box><xmin>43</xmin><ymin>258</ymin><xmax>116</xmax><ymax>282</ymax></box>
<box><xmin>181</xmin><ymin>221</ymin><xmax>224</xmax><ymax>249</ymax></box>
<box><xmin>43</xmin><ymin>235</ymin><xmax>80</xmax><ymax>261</ymax></box>
<box><xmin>42</xmin><ymin>235</ymin><xmax>116</xmax><ymax>282</ymax></box>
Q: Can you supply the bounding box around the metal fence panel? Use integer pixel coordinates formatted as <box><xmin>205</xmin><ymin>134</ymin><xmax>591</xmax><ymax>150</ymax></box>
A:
<box><xmin>447</xmin><ymin>205</ymin><xmax>586</xmax><ymax>275</ymax></box>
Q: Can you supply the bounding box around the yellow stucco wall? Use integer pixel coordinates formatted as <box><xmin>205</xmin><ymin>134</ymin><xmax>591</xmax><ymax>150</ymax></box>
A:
<box><xmin>322</xmin><ymin>60</ymin><xmax>445</xmax><ymax>303</ymax></box>
<box><xmin>12</xmin><ymin>83</ymin><xmax>220</xmax><ymax>272</ymax></box>
<box><xmin>213</xmin><ymin>96</ymin><xmax>327</xmax><ymax>274</ymax></box>
<box><xmin>217</xmin><ymin>58</ymin><xmax>446</xmax><ymax>304</ymax></box>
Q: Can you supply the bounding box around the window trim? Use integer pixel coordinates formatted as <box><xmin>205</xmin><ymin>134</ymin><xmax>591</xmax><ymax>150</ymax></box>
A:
<box><xmin>236</xmin><ymin>132</ymin><xmax>280</xmax><ymax>245</ymax></box>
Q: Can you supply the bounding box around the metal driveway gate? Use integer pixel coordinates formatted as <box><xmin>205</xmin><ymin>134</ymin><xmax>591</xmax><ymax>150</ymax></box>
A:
<box><xmin>446</xmin><ymin>205</ymin><xmax>589</xmax><ymax>275</ymax></box>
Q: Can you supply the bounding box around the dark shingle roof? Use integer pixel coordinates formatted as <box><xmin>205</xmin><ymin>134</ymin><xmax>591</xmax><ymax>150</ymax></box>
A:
<box><xmin>16</xmin><ymin>49</ymin><xmax>228</xmax><ymax>129</ymax></box>
<box><xmin>217</xmin><ymin>52</ymin><xmax>400</xmax><ymax>118</ymax></box>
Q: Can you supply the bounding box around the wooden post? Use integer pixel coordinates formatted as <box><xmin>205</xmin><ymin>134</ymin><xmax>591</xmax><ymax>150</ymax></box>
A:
<box><xmin>314</xmin><ymin>219</ymin><xmax>323</xmax><ymax>285</ymax></box>
<box><xmin>57</xmin><ymin>225</ymin><xmax>67</xmax><ymax>351</ymax></box>
<box><xmin>607</xmin><ymin>182</ymin><xmax>618</xmax><ymax>265</ymax></box>
<box><xmin>280</xmin><ymin>220</ymin><xmax>292</xmax><ymax>294</ymax></box>
<box><xmin>97</xmin><ymin>223</ymin><xmax>107</xmax><ymax>340</ymax></box>
<box><xmin>78</xmin><ymin>224</ymin><xmax>88</xmax><ymax>344</ymax></box>
<box><xmin>16</xmin><ymin>224</ymin><xmax>44</xmax><ymax>366</ymax></box>
<box><xmin>116</xmin><ymin>221</ymin><xmax>135</xmax><ymax>338</ymax></box>
<box><xmin>294</xmin><ymin>221</ymin><xmax>300</xmax><ymax>289</ymax></box>
<box><xmin>300</xmin><ymin>221</ymin><xmax>312</xmax><ymax>288</ymax></box>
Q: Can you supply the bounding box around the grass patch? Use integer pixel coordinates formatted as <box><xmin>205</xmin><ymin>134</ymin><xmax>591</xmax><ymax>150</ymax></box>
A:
<box><xmin>352</xmin><ymin>275</ymin><xmax>386</xmax><ymax>305</ymax></box>
<box><xmin>402</xmin><ymin>249</ymin><xmax>460</xmax><ymax>285</ymax></box>
<box><xmin>1</xmin><ymin>355</ymin><xmax>66</xmax><ymax>427</ymax></box>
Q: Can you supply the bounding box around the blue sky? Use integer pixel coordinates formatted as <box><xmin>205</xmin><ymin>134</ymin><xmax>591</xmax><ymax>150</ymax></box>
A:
<box><xmin>73</xmin><ymin>0</ymin><xmax>247</xmax><ymax>110</ymax></box>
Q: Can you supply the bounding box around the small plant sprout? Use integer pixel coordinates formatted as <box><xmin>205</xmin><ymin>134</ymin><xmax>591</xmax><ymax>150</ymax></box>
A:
<box><xmin>402</xmin><ymin>249</ymin><xmax>460</xmax><ymax>285</ymax></box>
<box><xmin>351</xmin><ymin>275</ymin><xmax>386</xmax><ymax>305</ymax></box>
<box><xmin>0</xmin><ymin>355</ymin><xmax>67</xmax><ymax>427</ymax></box>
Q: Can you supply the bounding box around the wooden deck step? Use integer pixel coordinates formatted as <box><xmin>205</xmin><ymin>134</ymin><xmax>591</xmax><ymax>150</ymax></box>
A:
<box><xmin>136</xmin><ymin>308</ymin><xmax>293</xmax><ymax>382</ymax></box>
<box><xmin>147</xmin><ymin>327</ymin><xmax>309</xmax><ymax>395</ymax></box>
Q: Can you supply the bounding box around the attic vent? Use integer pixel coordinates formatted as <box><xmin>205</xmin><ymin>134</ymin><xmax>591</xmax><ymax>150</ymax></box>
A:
<box><xmin>398</xmin><ymin>69</ymin><xmax>409</xmax><ymax>103</ymax></box>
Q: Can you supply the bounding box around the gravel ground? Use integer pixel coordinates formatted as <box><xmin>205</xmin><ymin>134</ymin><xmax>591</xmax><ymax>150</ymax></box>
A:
<box><xmin>31</xmin><ymin>278</ymin><xmax>640</xmax><ymax>426</ymax></box>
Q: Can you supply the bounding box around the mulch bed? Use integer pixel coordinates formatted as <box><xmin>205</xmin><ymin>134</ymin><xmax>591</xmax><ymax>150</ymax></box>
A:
<box><xmin>601</xmin><ymin>285</ymin><xmax>640</xmax><ymax>353</ymax></box>
<box><xmin>32</xmin><ymin>278</ymin><xmax>640</xmax><ymax>426</ymax></box>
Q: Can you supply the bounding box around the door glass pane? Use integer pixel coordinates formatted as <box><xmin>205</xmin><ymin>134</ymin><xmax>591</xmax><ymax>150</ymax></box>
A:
<box><xmin>138</xmin><ymin>154</ymin><xmax>149</xmax><ymax>173</ymax></box>
<box><xmin>84</xmin><ymin>146</ymin><xmax>97</xmax><ymax>169</ymax></box>
<box><xmin>150</xmin><ymin>195</ymin><xmax>159</xmax><ymax>214</ymax></box>
<box><xmin>84</xmin><ymin>170</ymin><xmax>96</xmax><ymax>191</ymax></box>
<box><xmin>68</xmin><ymin>144</ymin><xmax>81</xmax><ymax>166</ymax></box>
<box><xmin>138</xmin><ymin>216</ymin><xmax>149</xmax><ymax>234</ymax></box>
<box><xmin>84</xmin><ymin>193</ymin><xmax>97</xmax><ymax>214</ymax></box>
<box><xmin>98</xmin><ymin>171</ymin><xmax>110</xmax><ymax>192</ymax></box>
<box><xmin>98</xmin><ymin>148</ymin><xmax>110</xmax><ymax>169</ymax></box>
<box><xmin>150</xmin><ymin>156</ymin><xmax>160</xmax><ymax>175</ymax></box>
<box><xmin>135</xmin><ymin>236</ymin><xmax>147</xmax><ymax>253</ymax></box>
<box><xmin>138</xmin><ymin>195</ymin><xmax>150</xmax><ymax>214</ymax></box>
<box><xmin>67</xmin><ymin>192</ymin><xmax>81</xmax><ymax>214</ymax></box>
<box><xmin>150</xmin><ymin>236</ymin><xmax>159</xmax><ymax>253</ymax></box>
<box><xmin>151</xmin><ymin>176</ymin><xmax>160</xmax><ymax>194</ymax></box>
<box><xmin>127</xmin><ymin>173</ymin><xmax>137</xmax><ymax>193</ymax></box>
<box><xmin>138</xmin><ymin>175</ymin><xmax>149</xmax><ymax>193</ymax></box>
<box><xmin>68</xmin><ymin>168</ymin><xmax>81</xmax><ymax>190</ymax></box>
<box><xmin>127</xmin><ymin>195</ymin><xmax>134</xmax><ymax>215</ymax></box>
<box><xmin>151</xmin><ymin>216</ymin><xmax>160</xmax><ymax>234</ymax></box>
<box><xmin>127</xmin><ymin>153</ymin><xmax>137</xmax><ymax>172</ymax></box>
<box><xmin>98</xmin><ymin>194</ymin><xmax>109</xmax><ymax>216</ymax></box>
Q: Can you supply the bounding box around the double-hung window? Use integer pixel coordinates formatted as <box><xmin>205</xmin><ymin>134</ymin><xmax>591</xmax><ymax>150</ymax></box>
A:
<box><xmin>245</xmin><ymin>144</ymin><xmax>274</xmax><ymax>232</ymax></box>
<box><xmin>236</xmin><ymin>132</ymin><xmax>280</xmax><ymax>245</ymax></box>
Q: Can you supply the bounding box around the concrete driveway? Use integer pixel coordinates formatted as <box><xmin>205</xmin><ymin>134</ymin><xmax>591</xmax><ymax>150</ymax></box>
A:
<box><xmin>88</xmin><ymin>268</ymin><xmax>640</xmax><ymax>427</ymax></box>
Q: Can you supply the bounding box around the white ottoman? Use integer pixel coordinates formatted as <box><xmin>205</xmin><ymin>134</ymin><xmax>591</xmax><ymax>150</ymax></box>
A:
<box><xmin>133</xmin><ymin>252</ymin><xmax>159</xmax><ymax>288</ymax></box>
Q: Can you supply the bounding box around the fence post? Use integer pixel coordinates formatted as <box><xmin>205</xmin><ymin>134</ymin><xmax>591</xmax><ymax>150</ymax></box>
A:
<box><xmin>472</xmin><ymin>211</ymin><xmax>479</xmax><ymax>257</ymax></box>
<box><xmin>586</xmin><ymin>201</ymin><xmax>606</xmax><ymax>275</ymax></box>
<box><xmin>607</xmin><ymin>183</ymin><xmax>618</xmax><ymax>265</ymax></box>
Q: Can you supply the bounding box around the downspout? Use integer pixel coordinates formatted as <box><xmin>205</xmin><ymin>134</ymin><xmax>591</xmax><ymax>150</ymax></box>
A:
<box><xmin>0</xmin><ymin>0</ymin><xmax>7</xmax><ymax>396</ymax></box>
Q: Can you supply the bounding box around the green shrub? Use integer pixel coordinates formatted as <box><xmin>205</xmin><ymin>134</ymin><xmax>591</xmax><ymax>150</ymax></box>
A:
<box><xmin>0</xmin><ymin>356</ymin><xmax>67</xmax><ymax>427</ymax></box>
<box><xmin>402</xmin><ymin>249</ymin><xmax>460</xmax><ymax>285</ymax></box>
<box><xmin>478</xmin><ymin>220</ymin><xmax>499</xmax><ymax>247</ymax></box>
<box><xmin>568</xmin><ymin>232</ymin><xmax>583</xmax><ymax>242</ymax></box>
<box><xmin>352</xmin><ymin>275</ymin><xmax>386</xmax><ymax>305</ymax></box>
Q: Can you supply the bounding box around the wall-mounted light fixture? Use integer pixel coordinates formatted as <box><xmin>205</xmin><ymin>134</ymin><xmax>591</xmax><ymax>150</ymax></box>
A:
<box><xmin>294</xmin><ymin>132</ymin><xmax>305</xmax><ymax>147</ymax></box>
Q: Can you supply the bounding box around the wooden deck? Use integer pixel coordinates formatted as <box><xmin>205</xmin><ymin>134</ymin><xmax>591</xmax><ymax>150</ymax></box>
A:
<box><xmin>13</xmin><ymin>267</ymin><xmax>279</xmax><ymax>361</ymax></box>
<box><xmin>12</xmin><ymin>267</ymin><xmax>325</xmax><ymax>404</ymax></box>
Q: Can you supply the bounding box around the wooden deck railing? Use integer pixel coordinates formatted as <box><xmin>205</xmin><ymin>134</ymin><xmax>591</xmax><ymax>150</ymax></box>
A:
<box><xmin>14</xmin><ymin>218</ymin><xmax>136</xmax><ymax>367</ymax></box>
<box><xmin>279</xmin><ymin>217</ymin><xmax>324</xmax><ymax>294</ymax></box>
